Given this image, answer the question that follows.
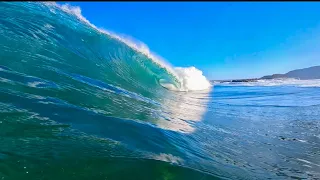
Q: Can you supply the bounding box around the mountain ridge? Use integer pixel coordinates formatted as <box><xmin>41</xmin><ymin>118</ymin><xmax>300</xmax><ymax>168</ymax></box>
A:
<box><xmin>261</xmin><ymin>66</ymin><xmax>320</xmax><ymax>80</ymax></box>
<box><xmin>210</xmin><ymin>65</ymin><xmax>320</xmax><ymax>82</ymax></box>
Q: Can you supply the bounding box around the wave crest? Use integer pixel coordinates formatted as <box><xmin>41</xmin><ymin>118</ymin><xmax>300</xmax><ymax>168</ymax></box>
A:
<box><xmin>175</xmin><ymin>67</ymin><xmax>211</xmax><ymax>91</ymax></box>
<box><xmin>45</xmin><ymin>2</ymin><xmax>211</xmax><ymax>92</ymax></box>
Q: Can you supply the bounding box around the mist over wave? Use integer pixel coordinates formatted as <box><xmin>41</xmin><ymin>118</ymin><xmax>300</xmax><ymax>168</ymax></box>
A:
<box><xmin>47</xmin><ymin>2</ymin><xmax>211</xmax><ymax>92</ymax></box>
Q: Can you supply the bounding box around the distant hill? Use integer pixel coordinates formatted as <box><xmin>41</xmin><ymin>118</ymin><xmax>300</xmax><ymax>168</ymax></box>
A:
<box><xmin>210</xmin><ymin>66</ymin><xmax>320</xmax><ymax>82</ymax></box>
<box><xmin>261</xmin><ymin>66</ymin><xmax>320</xmax><ymax>80</ymax></box>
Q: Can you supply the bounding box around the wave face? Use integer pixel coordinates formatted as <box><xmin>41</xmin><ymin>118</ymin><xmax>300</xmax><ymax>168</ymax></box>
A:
<box><xmin>0</xmin><ymin>2</ymin><xmax>213</xmax><ymax>129</ymax></box>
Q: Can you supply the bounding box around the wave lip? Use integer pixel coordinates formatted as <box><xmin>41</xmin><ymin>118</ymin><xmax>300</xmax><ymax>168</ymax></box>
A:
<box><xmin>44</xmin><ymin>2</ymin><xmax>211</xmax><ymax>92</ymax></box>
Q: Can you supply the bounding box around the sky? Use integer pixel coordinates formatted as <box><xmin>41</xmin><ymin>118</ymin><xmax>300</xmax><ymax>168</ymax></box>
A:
<box><xmin>66</xmin><ymin>2</ymin><xmax>320</xmax><ymax>80</ymax></box>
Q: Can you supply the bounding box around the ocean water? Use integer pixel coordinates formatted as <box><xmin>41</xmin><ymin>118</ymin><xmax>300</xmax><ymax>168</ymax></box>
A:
<box><xmin>1</xmin><ymin>2</ymin><xmax>320</xmax><ymax>180</ymax></box>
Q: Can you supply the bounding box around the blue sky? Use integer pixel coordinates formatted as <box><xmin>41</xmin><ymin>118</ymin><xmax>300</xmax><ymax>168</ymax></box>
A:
<box><xmin>66</xmin><ymin>2</ymin><xmax>320</xmax><ymax>80</ymax></box>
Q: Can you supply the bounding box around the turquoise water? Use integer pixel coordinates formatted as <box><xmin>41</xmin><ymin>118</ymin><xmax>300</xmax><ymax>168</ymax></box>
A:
<box><xmin>1</xmin><ymin>2</ymin><xmax>320</xmax><ymax>180</ymax></box>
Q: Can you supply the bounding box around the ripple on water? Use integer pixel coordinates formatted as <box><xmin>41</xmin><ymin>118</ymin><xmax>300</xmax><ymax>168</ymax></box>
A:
<box><xmin>0</xmin><ymin>65</ymin><xmax>59</xmax><ymax>89</ymax></box>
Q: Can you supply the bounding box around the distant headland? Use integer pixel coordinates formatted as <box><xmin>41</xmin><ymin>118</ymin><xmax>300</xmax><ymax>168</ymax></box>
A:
<box><xmin>211</xmin><ymin>65</ymin><xmax>320</xmax><ymax>83</ymax></box>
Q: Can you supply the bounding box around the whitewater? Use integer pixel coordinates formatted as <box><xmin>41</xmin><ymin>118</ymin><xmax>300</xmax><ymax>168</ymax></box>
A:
<box><xmin>216</xmin><ymin>78</ymin><xmax>320</xmax><ymax>88</ymax></box>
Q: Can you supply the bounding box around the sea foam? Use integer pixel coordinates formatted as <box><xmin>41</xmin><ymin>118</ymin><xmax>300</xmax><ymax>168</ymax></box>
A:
<box><xmin>216</xmin><ymin>78</ymin><xmax>320</xmax><ymax>88</ymax></box>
